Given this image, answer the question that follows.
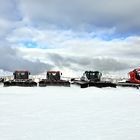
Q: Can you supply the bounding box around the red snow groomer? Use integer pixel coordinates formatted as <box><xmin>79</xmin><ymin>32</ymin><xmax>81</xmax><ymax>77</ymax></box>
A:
<box><xmin>129</xmin><ymin>68</ymin><xmax>140</xmax><ymax>83</ymax></box>
<box><xmin>117</xmin><ymin>68</ymin><xmax>140</xmax><ymax>89</ymax></box>
<box><xmin>39</xmin><ymin>71</ymin><xmax>70</xmax><ymax>87</ymax></box>
<box><xmin>4</xmin><ymin>70</ymin><xmax>37</xmax><ymax>87</ymax></box>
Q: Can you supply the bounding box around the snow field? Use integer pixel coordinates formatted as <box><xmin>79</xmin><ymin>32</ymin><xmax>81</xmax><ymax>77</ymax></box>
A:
<box><xmin>0</xmin><ymin>86</ymin><xmax>140</xmax><ymax>140</ymax></box>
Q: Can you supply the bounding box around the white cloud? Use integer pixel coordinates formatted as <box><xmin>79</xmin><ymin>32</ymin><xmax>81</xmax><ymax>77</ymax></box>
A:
<box><xmin>0</xmin><ymin>0</ymin><xmax>139</xmax><ymax>76</ymax></box>
<box><xmin>9</xmin><ymin>27</ymin><xmax>140</xmax><ymax>74</ymax></box>
<box><xmin>18</xmin><ymin>0</ymin><xmax>140</xmax><ymax>34</ymax></box>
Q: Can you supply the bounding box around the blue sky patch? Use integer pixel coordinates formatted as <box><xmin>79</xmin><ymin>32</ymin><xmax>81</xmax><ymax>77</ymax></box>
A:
<box><xmin>23</xmin><ymin>41</ymin><xmax>38</xmax><ymax>48</ymax></box>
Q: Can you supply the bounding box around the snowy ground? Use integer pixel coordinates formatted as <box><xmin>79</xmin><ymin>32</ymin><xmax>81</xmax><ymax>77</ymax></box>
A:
<box><xmin>0</xmin><ymin>85</ymin><xmax>140</xmax><ymax>140</ymax></box>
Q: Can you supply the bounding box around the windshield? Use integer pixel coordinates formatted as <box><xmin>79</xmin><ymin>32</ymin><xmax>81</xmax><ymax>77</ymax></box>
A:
<box><xmin>14</xmin><ymin>72</ymin><xmax>29</xmax><ymax>79</ymax></box>
<box><xmin>47</xmin><ymin>72</ymin><xmax>60</xmax><ymax>80</ymax></box>
<box><xmin>85</xmin><ymin>71</ymin><xmax>100</xmax><ymax>80</ymax></box>
<box><xmin>136</xmin><ymin>71</ymin><xmax>140</xmax><ymax>80</ymax></box>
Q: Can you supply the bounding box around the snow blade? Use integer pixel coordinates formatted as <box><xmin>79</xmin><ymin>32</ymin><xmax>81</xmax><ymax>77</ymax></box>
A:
<box><xmin>117</xmin><ymin>82</ymin><xmax>140</xmax><ymax>89</ymax></box>
<box><xmin>73</xmin><ymin>80</ymin><xmax>116</xmax><ymax>88</ymax></box>
<box><xmin>4</xmin><ymin>80</ymin><xmax>37</xmax><ymax>87</ymax></box>
<box><xmin>89</xmin><ymin>81</ymin><xmax>116</xmax><ymax>88</ymax></box>
<box><xmin>39</xmin><ymin>79</ymin><xmax>70</xmax><ymax>87</ymax></box>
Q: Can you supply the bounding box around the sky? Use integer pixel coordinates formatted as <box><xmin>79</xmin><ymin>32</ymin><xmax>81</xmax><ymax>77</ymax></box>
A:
<box><xmin>0</xmin><ymin>0</ymin><xmax>140</xmax><ymax>76</ymax></box>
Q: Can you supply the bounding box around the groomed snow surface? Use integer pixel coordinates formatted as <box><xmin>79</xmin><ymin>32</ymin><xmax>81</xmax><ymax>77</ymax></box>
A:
<box><xmin>0</xmin><ymin>85</ymin><xmax>140</xmax><ymax>140</ymax></box>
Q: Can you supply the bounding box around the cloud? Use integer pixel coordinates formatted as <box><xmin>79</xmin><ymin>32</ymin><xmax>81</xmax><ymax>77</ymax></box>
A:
<box><xmin>47</xmin><ymin>53</ymin><xmax>132</xmax><ymax>72</ymax></box>
<box><xmin>18</xmin><ymin>0</ymin><xmax>140</xmax><ymax>35</ymax></box>
<box><xmin>0</xmin><ymin>45</ymin><xmax>53</xmax><ymax>74</ymax></box>
<box><xmin>12</xmin><ymin>32</ymin><xmax>140</xmax><ymax>75</ymax></box>
<box><xmin>0</xmin><ymin>0</ymin><xmax>140</xmax><ymax>76</ymax></box>
<box><xmin>0</xmin><ymin>0</ymin><xmax>21</xmax><ymax>21</ymax></box>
